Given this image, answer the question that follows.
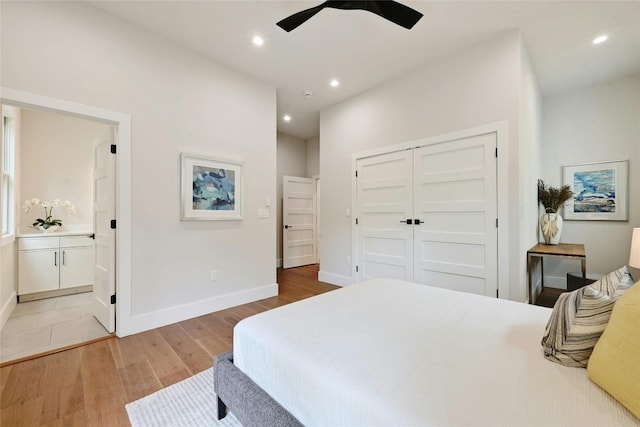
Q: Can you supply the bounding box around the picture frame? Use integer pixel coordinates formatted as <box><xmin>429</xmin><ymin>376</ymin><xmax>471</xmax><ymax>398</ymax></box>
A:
<box><xmin>180</xmin><ymin>153</ymin><xmax>243</xmax><ymax>220</ymax></box>
<box><xmin>562</xmin><ymin>159</ymin><xmax>628</xmax><ymax>221</ymax></box>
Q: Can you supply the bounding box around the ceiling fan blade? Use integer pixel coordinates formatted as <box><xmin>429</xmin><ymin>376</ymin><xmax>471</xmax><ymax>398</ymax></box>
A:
<box><xmin>276</xmin><ymin>3</ymin><xmax>328</xmax><ymax>32</ymax></box>
<box><xmin>362</xmin><ymin>1</ymin><xmax>423</xmax><ymax>29</ymax></box>
<box><xmin>277</xmin><ymin>1</ymin><xmax>423</xmax><ymax>32</ymax></box>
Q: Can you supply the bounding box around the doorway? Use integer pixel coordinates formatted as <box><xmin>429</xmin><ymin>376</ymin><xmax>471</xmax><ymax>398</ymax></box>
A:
<box><xmin>0</xmin><ymin>105</ymin><xmax>116</xmax><ymax>363</ymax></box>
<box><xmin>0</xmin><ymin>86</ymin><xmax>132</xmax><ymax>348</ymax></box>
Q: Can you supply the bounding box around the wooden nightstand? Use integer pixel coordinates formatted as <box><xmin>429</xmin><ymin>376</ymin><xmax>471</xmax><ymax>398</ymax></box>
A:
<box><xmin>527</xmin><ymin>243</ymin><xmax>586</xmax><ymax>304</ymax></box>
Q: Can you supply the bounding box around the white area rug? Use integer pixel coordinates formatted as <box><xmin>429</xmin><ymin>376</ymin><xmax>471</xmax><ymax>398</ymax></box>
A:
<box><xmin>126</xmin><ymin>368</ymin><xmax>241</xmax><ymax>427</ymax></box>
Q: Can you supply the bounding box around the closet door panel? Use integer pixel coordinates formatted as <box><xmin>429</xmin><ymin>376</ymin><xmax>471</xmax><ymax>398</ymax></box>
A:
<box><xmin>413</xmin><ymin>133</ymin><xmax>498</xmax><ymax>297</ymax></box>
<box><xmin>356</xmin><ymin>150</ymin><xmax>414</xmax><ymax>282</ymax></box>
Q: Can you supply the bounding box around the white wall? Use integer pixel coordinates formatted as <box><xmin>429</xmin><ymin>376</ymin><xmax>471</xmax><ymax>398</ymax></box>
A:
<box><xmin>319</xmin><ymin>31</ymin><xmax>535</xmax><ymax>300</ymax></box>
<box><xmin>276</xmin><ymin>132</ymin><xmax>307</xmax><ymax>266</ymax></box>
<box><xmin>306</xmin><ymin>136</ymin><xmax>320</xmax><ymax>177</ymax></box>
<box><xmin>20</xmin><ymin>108</ymin><xmax>107</xmax><ymax>230</ymax></box>
<box><xmin>519</xmin><ymin>44</ymin><xmax>543</xmax><ymax>299</ymax></box>
<box><xmin>0</xmin><ymin>1</ymin><xmax>277</xmax><ymax>333</ymax></box>
<box><xmin>0</xmin><ymin>243</ymin><xmax>16</xmax><ymax>330</ymax></box>
<box><xmin>541</xmin><ymin>73</ymin><xmax>640</xmax><ymax>285</ymax></box>
<box><xmin>0</xmin><ymin>105</ymin><xmax>20</xmax><ymax>330</ymax></box>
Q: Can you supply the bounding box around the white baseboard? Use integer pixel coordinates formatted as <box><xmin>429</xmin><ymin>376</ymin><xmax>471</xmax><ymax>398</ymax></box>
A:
<box><xmin>318</xmin><ymin>270</ymin><xmax>352</xmax><ymax>287</ymax></box>
<box><xmin>0</xmin><ymin>291</ymin><xmax>17</xmax><ymax>331</ymax></box>
<box><xmin>119</xmin><ymin>284</ymin><xmax>278</xmax><ymax>337</ymax></box>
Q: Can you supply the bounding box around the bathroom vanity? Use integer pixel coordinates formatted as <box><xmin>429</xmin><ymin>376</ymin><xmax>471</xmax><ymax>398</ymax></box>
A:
<box><xmin>17</xmin><ymin>230</ymin><xmax>94</xmax><ymax>301</ymax></box>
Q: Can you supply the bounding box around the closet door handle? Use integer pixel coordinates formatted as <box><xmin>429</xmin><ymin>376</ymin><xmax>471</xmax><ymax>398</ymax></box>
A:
<box><xmin>54</xmin><ymin>251</ymin><xmax>58</xmax><ymax>267</ymax></box>
<box><xmin>400</xmin><ymin>219</ymin><xmax>413</xmax><ymax>224</ymax></box>
<box><xmin>62</xmin><ymin>250</ymin><xmax>66</xmax><ymax>266</ymax></box>
<box><xmin>414</xmin><ymin>219</ymin><xmax>422</xmax><ymax>225</ymax></box>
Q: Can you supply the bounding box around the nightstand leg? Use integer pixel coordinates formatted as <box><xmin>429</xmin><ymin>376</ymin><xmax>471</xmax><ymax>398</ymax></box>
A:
<box><xmin>527</xmin><ymin>254</ymin><xmax>532</xmax><ymax>304</ymax></box>
<box><xmin>541</xmin><ymin>257</ymin><xmax>544</xmax><ymax>292</ymax></box>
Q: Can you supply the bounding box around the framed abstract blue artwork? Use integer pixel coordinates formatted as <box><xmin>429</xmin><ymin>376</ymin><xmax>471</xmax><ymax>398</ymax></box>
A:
<box><xmin>181</xmin><ymin>153</ymin><xmax>243</xmax><ymax>220</ymax></box>
<box><xmin>563</xmin><ymin>159</ymin><xmax>628</xmax><ymax>221</ymax></box>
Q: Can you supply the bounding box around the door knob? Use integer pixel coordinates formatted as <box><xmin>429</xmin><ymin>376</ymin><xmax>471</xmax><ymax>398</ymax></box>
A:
<box><xmin>400</xmin><ymin>219</ymin><xmax>413</xmax><ymax>224</ymax></box>
<box><xmin>414</xmin><ymin>219</ymin><xmax>422</xmax><ymax>225</ymax></box>
<box><xmin>284</xmin><ymin>225</ymin><xmax>289</xmax><ymax>229</ymax></box>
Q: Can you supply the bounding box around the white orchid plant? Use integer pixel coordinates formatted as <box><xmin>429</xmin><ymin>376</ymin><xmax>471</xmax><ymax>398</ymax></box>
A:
<box><xmin>23</xmin><ymin>198</ymin><xmax>76</xmax><ymax>230</ymax></box>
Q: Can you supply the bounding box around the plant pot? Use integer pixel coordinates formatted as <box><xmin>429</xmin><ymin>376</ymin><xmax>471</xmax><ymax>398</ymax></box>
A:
<box><xmin>37</xmin><ymin>225</ymin><xmax>60</xmax><ymax>233</ymax></box>
<box><xmin>540</xmin><ymin>212</ymin><xmax>563</xmax><ymax>245</ymax></box>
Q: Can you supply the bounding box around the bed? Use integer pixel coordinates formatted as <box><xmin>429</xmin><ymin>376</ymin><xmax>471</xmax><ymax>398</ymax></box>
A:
<box><xmin>214</xmin><ymin>278</ymin><xmax>639</xmax><ymax>426</ymax></box>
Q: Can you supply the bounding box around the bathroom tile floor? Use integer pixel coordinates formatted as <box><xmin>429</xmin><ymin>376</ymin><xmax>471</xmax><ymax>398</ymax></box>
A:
<box><xmin>0</xmin><ymin>292</ymin><xmax>110</xmax><ymax>363</ymax></box>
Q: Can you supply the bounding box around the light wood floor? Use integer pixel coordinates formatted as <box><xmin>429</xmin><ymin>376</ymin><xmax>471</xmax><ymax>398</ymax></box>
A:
<box><xmin>0</xmin><ymin>265</ymin><xmax>337</xmax><ymax>426</ymax></box>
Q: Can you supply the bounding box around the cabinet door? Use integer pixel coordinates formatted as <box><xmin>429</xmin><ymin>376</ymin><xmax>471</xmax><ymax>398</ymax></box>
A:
<box><xmin>18</xmin><ymin>249</ymin><xmax>60</xmax><ymax>294</ymax></box>
<box><xmin>60</xmin><ymin>246</ymin><xmax>94</xmax><ymax>289</ymax></box>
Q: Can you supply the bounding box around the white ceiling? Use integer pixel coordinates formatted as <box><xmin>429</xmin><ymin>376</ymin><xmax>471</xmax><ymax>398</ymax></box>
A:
<box><xmin>90</xmin><ymin>1</ymin><xmax>640</xmax><ymax>140</ymax></box>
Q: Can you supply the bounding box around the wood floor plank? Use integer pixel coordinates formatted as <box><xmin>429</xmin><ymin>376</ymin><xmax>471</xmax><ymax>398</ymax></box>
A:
<box><xmin>108</xmin><ymin>336</ymin><xmax>163</xmax><ymax>402</ymax></box>
<box><xmin>178</xmin><ymin>317</ymin><xmax>232</xmax><ymax>358</ymax></box>
<box><xmin>40</xmin><ymin>410</ymin><xmax>87</xmax><ymax>427</ymax></box>
<box><xmin>1</xmin><ymin>395</ymin><xmax>45</xmax><ymax>427</ymax></box>
<box><xmin>215</xmin><ymin>304</ymin><xmax>263</xmax><ymax>329</ymax></box>
<box><xmin>157</xmin><ymin>323</ymin><xmax>212</xmax><ymax>375</ymax></box>
<box><xmin>196</xmin><ymin>310</ymin><xmax>235</xmax><ymax>337</ymax></box>
<box><xmin>0</xmin><ymin>363</ymin><xmax>12</xmax><ymax>396</ymax></box>
<box><xmin>108</xmin><ymin>334</ymin><xmax>145</xmax><ymax>371</ymax></box>
<box><xmin>0</xmin><ymin>265</ymin><xmax>338</xmax><ymax>424</ymax></box>
<box><xmin>0</xmin><ymin>357</ymin><xmax>47</xmax><ymax>409</ymax></box>
<box><xmin>40</xmin><ymin>347</ymin><xmax>85</xmax><ymax>425</ymax></box>
<box><xmin>135</xmin><ymin>329</ymin><xmax>191</xmax><ymax>386</ymax></box>
<box><xmin>80</xmin><ymin>340</ymin><xmax>129</xmax><ymax>425</ymax></box>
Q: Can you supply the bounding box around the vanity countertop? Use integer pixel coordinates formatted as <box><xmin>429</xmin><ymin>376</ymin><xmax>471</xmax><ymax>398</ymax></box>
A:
<box><xmin>17</xmin><ymin>228</ymin><xmax>93</xmax><ymax>238</ymax></box>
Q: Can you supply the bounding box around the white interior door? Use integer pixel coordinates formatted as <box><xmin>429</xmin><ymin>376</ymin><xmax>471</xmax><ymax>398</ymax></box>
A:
<box><xmin>413</xmin><ymin>133</ymin><xmax>498</xmax><ymax>296</ymax></box>
<box><xmin>92</xmin><ymin>127</ymin><xmax>116</xmax><ymax>333</ymax></box>
<box><xmin>283</xmin><ymin>176</ymin><xmax>316</xmax><ymax>269</ymax></box>
<box><xmin>356</xmin><ymin>150</ymin><xmax>414</xmax><ymax>281</ymax></box>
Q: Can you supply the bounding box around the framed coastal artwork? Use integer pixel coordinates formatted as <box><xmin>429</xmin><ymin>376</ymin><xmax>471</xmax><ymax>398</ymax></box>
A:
<box><xmin>562</xmin><ymin>159</ymin><xmax>628</xmax><ymax>221</ymax></box>
<box><xmin>180</xmin><ymin>153</ymin><xmax>243</xmax><ymax>220</ymax></box>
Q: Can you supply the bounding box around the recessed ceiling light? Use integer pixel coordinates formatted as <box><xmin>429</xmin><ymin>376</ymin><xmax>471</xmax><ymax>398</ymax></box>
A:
<box><xmin>592</xmin><ymin>35</ymin><xmax>608</xmax><ymax>45</ymax></box>
<box><xmin>283</xmin><ymin>115</ymin><xmax>291</xmax><ymax>122</ymax></box>
<box><xmin>252</xmin><ymin>36</ymin><xmax>264</xmax><ymax>46</ymax></box>
<box><xmin>330</xmin><ymin>79</ymin><xmax>340</xmax><ymax>88</ymax></box>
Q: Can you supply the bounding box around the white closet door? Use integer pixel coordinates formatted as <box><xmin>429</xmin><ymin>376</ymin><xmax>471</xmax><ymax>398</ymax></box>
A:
<box><xmin>283</xmin><ymin>176</ymin><xmax>316</xmax><ymax>269</ymax></box>
<box><xmin>413</xmin><ymin>133</ymin><xmax>498</xmax><ymax>297</ymax></box>
<box><xmin>356</xmin><ymin>150</ymin><xmax>414</xmax><ymax>281</ymax></box>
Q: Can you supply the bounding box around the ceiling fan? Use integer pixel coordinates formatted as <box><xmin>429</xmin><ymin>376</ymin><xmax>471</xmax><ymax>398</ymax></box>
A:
<box><xmin>276</xmin><ymin>1</ymin><xmax>424</xmax><ymax>32</ymax></box>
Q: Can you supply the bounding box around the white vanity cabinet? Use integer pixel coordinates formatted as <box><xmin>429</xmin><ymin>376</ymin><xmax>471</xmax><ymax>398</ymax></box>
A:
<box><xmin>18</xmin><ymin>234</ymin><xmax>94</xmax><ymax>296</ymax></box>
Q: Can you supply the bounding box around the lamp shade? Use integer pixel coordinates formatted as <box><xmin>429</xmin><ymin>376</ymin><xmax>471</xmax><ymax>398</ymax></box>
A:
<box><xmin>630</xmin><ymin>228</ymin><xmax>640</xmax><ymax>269</ymax></box>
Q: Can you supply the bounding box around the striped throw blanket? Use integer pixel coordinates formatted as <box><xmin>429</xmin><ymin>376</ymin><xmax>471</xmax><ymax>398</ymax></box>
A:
<box><xmin>541</xmin><ymin>266</ymin><xmax>635</xmax><ymax>367</ymax></box>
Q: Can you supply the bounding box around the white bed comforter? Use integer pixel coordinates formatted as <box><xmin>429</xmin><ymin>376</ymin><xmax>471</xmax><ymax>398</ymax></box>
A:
<box><xmin>234</xmin><ymin>278</ymin><xmax>639</xmax><ymax>426</ymax></box>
